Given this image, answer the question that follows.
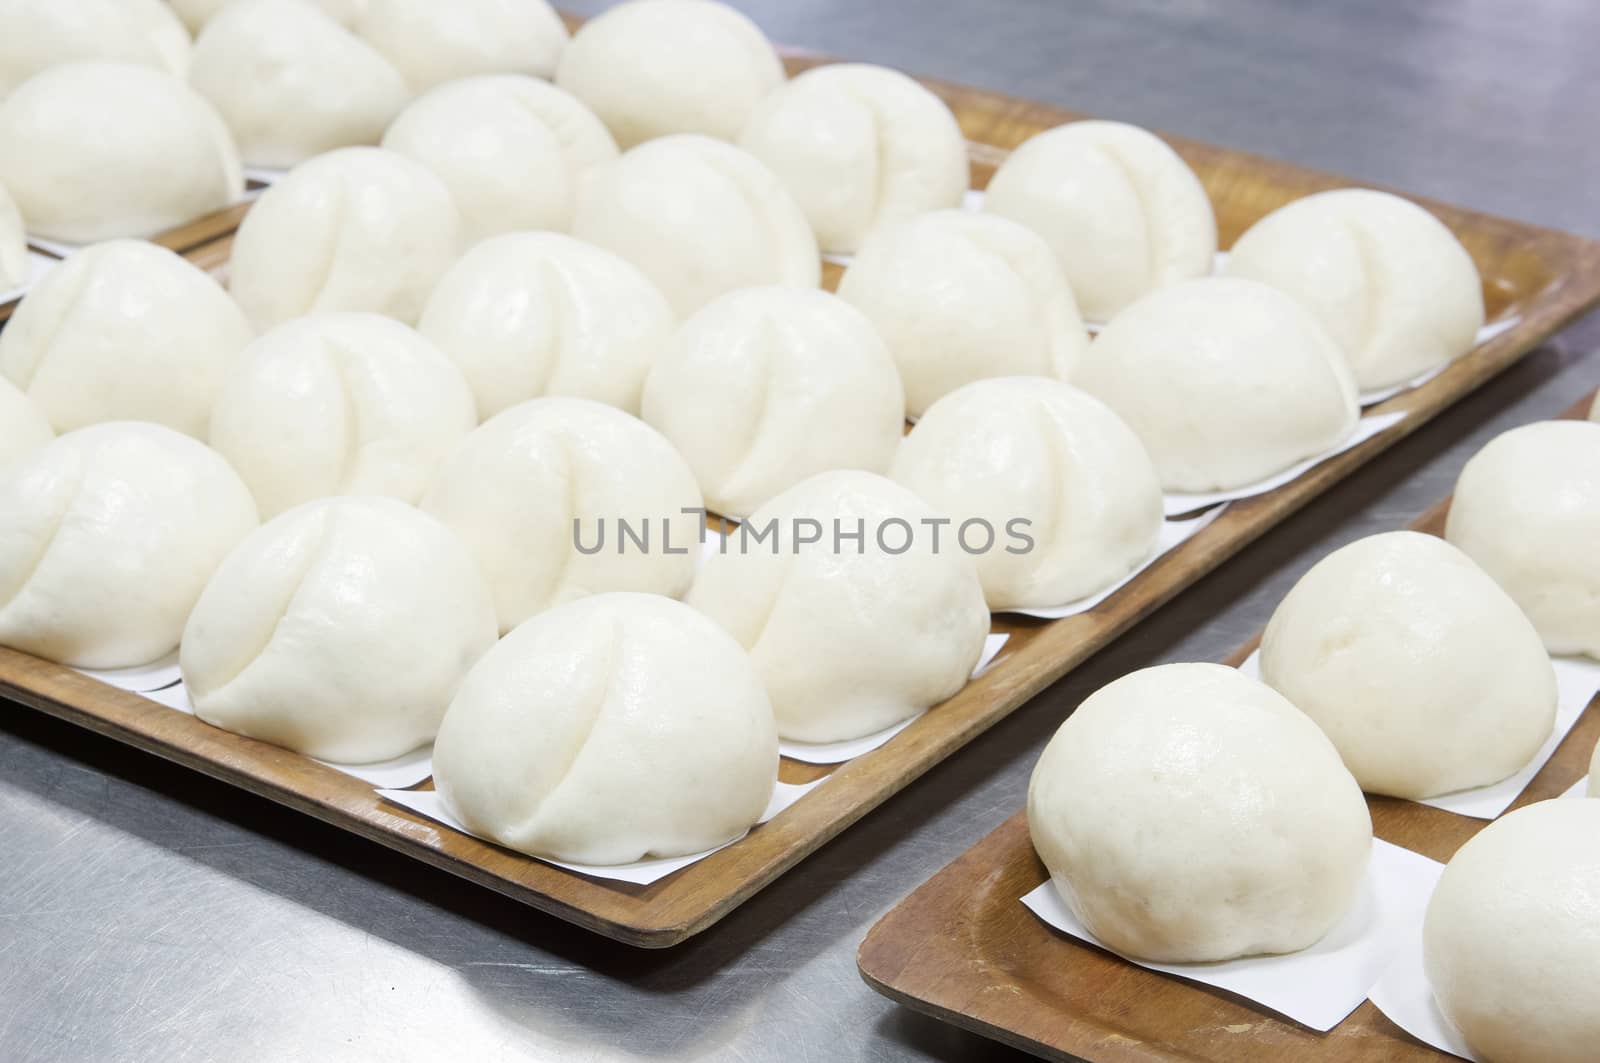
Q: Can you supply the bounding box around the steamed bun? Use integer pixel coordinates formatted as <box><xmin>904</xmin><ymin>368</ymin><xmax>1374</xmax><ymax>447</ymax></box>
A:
<box><xmin>0</xmin><ymin>0</ymin><xmax>190</xmax><ymax>96</ymax></box>
<box><xmin>0</xmin><ymin>240</ymin><xmax>252</xmax><ymax>438</ymax></box>
<box><xmin>228</xmin><ymin>146</ymin><xmax>461</xmax><ymax>328</ymax></box>
<box><xmin>422</xmin><ymin>398</ymin><xmax>702</xmax><ymax>633</ymax></box>
<box><xmin>0</xmin><ymin>423</ymin><xmax>257</xmax><ymax>668</ymax></box>
<box><xmin>209</xmin><ymin>313</ymin><xmax>476</xmax><ymax>518</ymax></box>
<box><xmin>837</xmin><ymin>210</ymin><xmax>1089</xmax><ymax>417</ymax></box>
<box><xmin>1424</xmin><ymin>799</ymin><xmax>1600</xmax><ymax>1063</ymax></box>
<box><xmin>556</xmin><ymin>0</ymin><xmax>783</xmax><ymax>149</ymax></box>
<box><xmin>189</xmin><ymin>0</ymin><xmax>408</xmax><ymax>169</ymax></box>
<box><xmin>382</xmin><ymin>75</ymin><xmax>618</xmax><ymax>242</ymax></box>
<box><xmin>738</xmin><ymin>63</ymin><xmax>968</xmax><ymax>253</ymax></box>
<box><xmin>0</xmin><ymin>378</ymin><xmax>51</xmax><ymax>470</ymax></box>
<box><xmin>0</xmin><ymin>179</ymin><xmax>24</xmax><ymax>289</ymax></box>
<box><xmin>182</xmin><ymin>496</ymin><xmax>496</xmax><ymax>762</ymax></box>
<box><xmin>890</xmin><ymin>378</ymin><xmax>1162</xmax><ymax>611</ymax></box>
<box><xmin>434</xmin><ymin>592</ymin><xmax>778</xmax><ymax>865</ymax></box>
<box><xmin>1260</xmin><ymin>531</ymin><xmax>1556</xmax><ymax>799</ymax></box>
<box><xmin>1029</xmin><ymin>663</ymin><xmax>1371</xmax><ymax>962</ymax></box>
<box><xmin>356</xmin><ymin>0</ymin><xmax>567</xmax><ymax>91</ymax></box>
<box><xmin>688</xmin><ymin>471</ymin><xmax>990</xmax><ymax>743</ymax></box>
<box><xmin>1224</xmin><ymin>189</ymin><xmax>1485</xmax><ymax>390</ymax></box>
<box><xmin>1076</xmin><ymin>277</ymin><xmax>1358</xmax><ymax>492</ymax></box>
<box><xmin>571</xmin><ymin>135</ymin><xmax>819</xmax><ymax>316</ymax></box>
<box><xmin>172</xmin><ymin>0</ymin><xmax>366</xmax><ymax>32</ymax></box>
<box><xmin>0</xmin><ymin>63</ymin><xmax>241</xmax><ymax>243</ymax></box>
<box><xmin>641</xmin><ymin>287</ymin><xmax>903</xmax><ymax>517</ymax></box>
<box><xmin>418</xmin><ymin>232</ymin><xmax>674</xmax><ymax>419</ymax></box>
<box><xmin>984</xmin><ymin>120</ymin><xmax>1216</xmax><ymax>321</ymax></box>
<box><xmin>1445</xmin><ymin>421</ymin><xmax>1600</xmax><ymax>659</ymax></box>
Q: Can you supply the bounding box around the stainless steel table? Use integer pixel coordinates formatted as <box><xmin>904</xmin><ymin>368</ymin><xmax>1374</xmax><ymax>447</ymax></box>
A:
<box><xmin>3</xmin><ymin>2</ymin><xmax>1597</xmax><ymax>1060</ymax></box>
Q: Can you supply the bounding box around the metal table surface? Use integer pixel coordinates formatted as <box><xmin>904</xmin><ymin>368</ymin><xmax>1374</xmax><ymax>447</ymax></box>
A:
<box><xmin>3</xmin><ymin>2</ymin><xmax>1598</xmax><ymax>1060</ymax></box>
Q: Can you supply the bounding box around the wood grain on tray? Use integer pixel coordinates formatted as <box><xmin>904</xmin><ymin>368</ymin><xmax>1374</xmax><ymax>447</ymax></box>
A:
<box><xmin>2</xmin><ymin>57</ymin><xmax>1598</xmax><ymax>947</ymax></box>
<box><xmin>856</xmin><ymin>393</ymin><xmax>1600</xmax><ymax>1060</ymax></box>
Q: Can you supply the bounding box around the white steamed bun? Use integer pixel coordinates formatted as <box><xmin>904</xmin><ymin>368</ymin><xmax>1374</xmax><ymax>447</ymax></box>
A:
<box><xmin>1029</xmin><ymin>663</ymin><xmax>1371</xmax><ymax>962</ymax></box>
<box><xmin>890</xmin><ymin>378</ymin><xmax>1162</xmax><ymax>611</ymax></box>
<box><xmin>571</xmin><ymin>135</ymin><xmax>819</xmax><ymax>316</ymax></box>
<box><xmin>1445</xmin><ymin>420</ymin><xmax>1600</xmax><ymax>659</ymax></box>
<box><xmin>556</xmin><ymin>0</ymin><xmax>783</xmax><ymax>149</ymax></box>
<box><xmin>984</xmin><ymin>120</ymin><xmax>1216</xmax><ymax>322</ymax></box>
<box><xmin>356</xmin><ymin>0</ymin><xmax>567</xmax><ymax>91</ymax></box>
<box><xmin>228</xmin><ymin>146</ymin><xmax>461</xmax><ymax>329</ymax></box>
<box><xmin>418</xmin><ymin>232</ymin><xmax>673</xmax><ymax>419</ymax></box>
<box><xmin>1076</xmin><ymin>277</ymin><xmax>1358</xmax><ymax>492</ymax></box>
<box><xmin>641</xmin><ymin>286</ymin><xmax>903</xmax><ymax>518</ymax></box>
<box><xmin>422</xmin><ymin>397</ymin><xmax>703</xmax><ymax>633</ymax></box>
<box><xmin>209</xmin><ymin>312</ymin><xmax>476</xmax><ymax>518</ymax></box>
<box><xmin>0</xmin><ymin>377</ymin><xmax>52</xmax><ymax>470</ymax></box>
<box><xmin>0</xmin><ymin>0</ymin><xmax>190</xmax><ymax>96</ymax></box>
<box><xmin>182</xmin><ymin>496</ymin><xmax>496</xmax><ymax>762</ymax></box>
<box><xmin>0</xmin><ymin>179</ymin><xmax>25</xmax><ymax>289</ymax></box>
<box><xmin>837</xmin><ymin>210</ymin><xmax>1089</xmax><ymax>417</ymax></box>
<box><xmin>738</xmin><ymin>63</ymin><xmax>968</xmax><ymax>253</ymax></box>
<box><xmin>189</xmin><ymin>0</ymin><xmax>408</xmax><ymax>169</ymax></box>
<box><xmin>0</xmin><ymin>423</ymin><xmax>257</xmax><ymax>668</ymax></box>
<box><xmin>382</xmin><ymin>75</ymin><xmax>617</xmax><ymax>243</ymax></box>
<box><xmin>688</xmin><ymin>470</ymin><xmax>990</xmax><ymax>743</ymax></box>
<box><xmin>1260</xmin><ymin>530</ymin><xmax>1556</xmax><ymax>799</ymax></box>
<box><xmin>172</xmin><ymin>0</ymin><xmax>367</xmax><ymax>33</ymax></box>
<box><xmin>0</xmin><ymin>240</ymin><xmax>252</xmax><ymax>438</ymax></box>
<box><xmin>0</xmin><ymin>62</ymin><xmax>241</xmax><ymax>242</ymax></box>
<box><xmin>434</xmin><ymin>591</ymin><xmax>779</xmax><ymax>864</ymax></box>
<box><xmin>1424</xmin><ymin>799</ymin><xmax>1600</xmax><ymax>1063</ymax></box>
<box><xmin>1224</xmin><ymin>189</ymin><xmax>1485</xmax><ymax>390</ymax></box>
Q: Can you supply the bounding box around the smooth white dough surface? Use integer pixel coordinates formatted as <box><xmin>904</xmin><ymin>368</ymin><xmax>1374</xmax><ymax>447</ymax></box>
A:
<box><xmin>0</xmin><ymin>0</ymin><xmax>190</xmax><ymax>96</ymax></box>
<box><xmin>641</xmin><ymin>287</ymin><xmax>903</xmax><ymax>518</ymax></box>
<box><xmin>555</xmin><ymin>0</ymin><xmax>784</xmax><ymax>149</ymax></box>
<box><xmin>1424</xmin><ymin>800</ymin><xmax>1600</xmax><ymax>1063</ymax></box>
<box><xmin>382</xmin><ymin>75</ymin><xmax>618</xmax><ymax>242</ymax></box>
<box><xmin>0</xmin><ymin>62</ymin><xmax>241</xmax><ymax>243</ymax></box>
<box><xmin>0</xmin><ymin>423</ymin><xmax>258</xmax><ymax>668</ymax></box>
<box><xmin>228</xmin><ymin>146</ymin><xmax>461</xmax><ymax>329</ymax></box>
<box><xmin>984</xmin><ymin>120</ymin><xmax>1217</xmax><ymax>322</ymax></box>
<box><xmin>890</xmin><ymin>378</ymin><xmax>1163</xmax><ymax>611</ymax></box>
<box><xmin>209</xmin><ymin>313</ymin><xmax>476</xmax><ymax>519</ymax></box>
<box><xmin>356</xmin><ymin>0</ymin><xmax>567</xmax><ymax>91</ymax></box>
<box><xmin>418</xmin><ymin>232</ymin><xmax>674</xmax><ymax>419</ymax></box>
<box><xmin>0</xmin><ymin>240</ymin><xmax>253</xmax><ymax>438</ymax></box>
<box><xmin>0</xmin><ymin>179</ymin><xmax>25</xmax><ymax>289</ymax></box>
<box><xmin>190</xmin><ymin>0</ymin><xmax>408</xmax><ymax>169</ymax></box>
<box><xmin>422</xmin><ymin>397</ymin><xmax>703</xmax><ymax>633</ymax></box>
<box><xmin>1224</xmin><ymin>188</ymin><xmax>1485</xmax><ymax>390</ymax></box>
<box><xmin>738</xmin><ymin>63</ymin><xmax>968</xmax><ymax>253</ymax></box>
<box><xmin>182</xmin><ymin>496</ymin><xmax>495</xmax><ymax>763</ymax></box>
<box><xmin>1446</xmin><ymin>421</ymin><xmax>1600</xmax><ymax>660</ymax></box>
<box><xmin>434</xmin><ymin>592</ymin><xmax>778</xmax><ymax>865</ymax></box>
<box><xmin>688</xmin><ymin>471</ymin><xmax>990</xmax><ymax>743</ymax></box>
<box><xmin>1076</xmin><ymin>277</ymin><xmax>1359</xmax><ymax>492</ymax></box>
<box><xmin>1260</xmin><ymin>530</ymin><xmax>1556</xmax><ymax>799</ymax></box>
<box><xmin>571</xmin><ymin>135</ymin><xmax>820</xmax><ymax>316</ymax></box>
<box><xmin>172</xmin><ymin>0</ymin><xmax>367</xmax><ymax>32</ymax></box>
<box><xmin>0</xmin><ymin>377</ymin><xmax>52</xmax><ymax>471</ymax></box>
<box><xmin>838</xmin><ymin>210</ymin><xmax>1090</xmax><ymax>417</ymax></box>
<box><xmin>1029</xmin><ymin>663</ymin><xmax>1372</xmax><ymax>963</ymax></box>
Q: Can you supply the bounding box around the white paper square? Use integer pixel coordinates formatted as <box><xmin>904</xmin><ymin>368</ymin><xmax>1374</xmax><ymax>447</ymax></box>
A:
<box><xmin>1000</xmin><ymin>505</ymin><xmax>1227</xmax><ymax>619</ymax></box>
<box><xmin>1163</xmin><ymin>410</ymin><xmax>1408</xmax><ymax>517</ymax></box>
<box><xmin>1236</xmin><ymin>651</ymin><xmax>1600</xmax><ymax>820</ymax></box>
<box><xmin>776</xmin><ymin>631</ymin><xmax>1010</xmax><ymax>765</ymax></box>
<box><xmin>73</xmin><ymin>652</ymin><xmax>182</xmax><ymax>693</ymax></box>
<box><xmin>1022</xmin><ymin>839</ymin><xmax>1445</xmax><ymax>1032</ymax></box>
<box><xmin>378</xmin><ymin>778</ymin><xmax>823</xmax><ymax>886</ymax></box>
<box><xmin>0</xmin><ymin>249</ymin><xmax>60</xmax><ymax>304</ymax></box>
<box><xmin>1367</xmin><ymin>905</ymin><xmax>1475</xmax><ymax>1060</ymax></box>
<box><xmin>1562</xmin><ymin>777</ymin><xmax>1590</xmax><ymax>799</ymax></box>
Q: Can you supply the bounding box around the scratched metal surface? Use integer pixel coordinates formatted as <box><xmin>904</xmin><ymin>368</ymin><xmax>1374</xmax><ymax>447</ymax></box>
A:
<box><xmin>2</xmin><ymin>1</ymin><xmax>1598</xmax><ymax>1060</ymax></box>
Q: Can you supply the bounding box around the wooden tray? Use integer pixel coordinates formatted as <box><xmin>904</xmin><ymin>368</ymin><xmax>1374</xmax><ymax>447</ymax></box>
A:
<box><xmin>5</xmin><ymin>54</ymin><xmax>1600</xmax><ymax>949</ymax></box>
<box><xmin>857</xmin><ymin>392</ymin><xmax>1600</xmax><ymax>1060</ymax></box>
